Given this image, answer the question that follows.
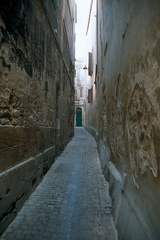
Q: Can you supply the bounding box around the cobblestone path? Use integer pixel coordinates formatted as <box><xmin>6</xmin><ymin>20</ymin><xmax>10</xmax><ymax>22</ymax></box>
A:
<box><xmin>1</xmin><ymin>128</ymin><xmax>117</xmax><ymax>240</ymax></box>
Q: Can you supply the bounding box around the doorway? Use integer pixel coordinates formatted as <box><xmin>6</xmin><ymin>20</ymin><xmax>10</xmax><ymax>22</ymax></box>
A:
<box><xmin>76</xmin><ymin>108</ymin><xmax>82</xmax><ymax>127</ymax></box>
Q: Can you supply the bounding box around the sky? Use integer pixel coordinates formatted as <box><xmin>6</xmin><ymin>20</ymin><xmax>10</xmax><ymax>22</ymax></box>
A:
<box><xmin>75</xmin><ymin>0</ymin><xmax>91</xmax><ymax>59</ymax></box>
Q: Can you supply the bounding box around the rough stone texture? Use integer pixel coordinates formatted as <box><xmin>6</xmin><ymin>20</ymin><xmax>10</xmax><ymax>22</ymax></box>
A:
<box><xmin>86</xmin><ymin>0</ymin><xmax>160</xmax><ymax>239</ymax></box>
<box><xmin>1</xmin><ymin>128</ymin><xmax>117</xmax><ymax>240</ymax></box>
<box><xmin>0</xmin><ymin>0</ymin><xmax>75</xmax><ymax>234</ymax></box>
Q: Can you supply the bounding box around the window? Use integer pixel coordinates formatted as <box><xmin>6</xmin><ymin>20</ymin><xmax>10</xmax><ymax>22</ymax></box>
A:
<box><xmin>80</xmin><ymin>87</ymin><xmax>83</xmax><ymax>98</ymax></box>
<box><xmin>88</xmin><ymin>52</ymin><xmax>93</xmax><ymax>76</ymax></box>
<box><xmin>88</xmin><ymin>87</ymin><xmax>93</xmax><ymax>103</ymax></box>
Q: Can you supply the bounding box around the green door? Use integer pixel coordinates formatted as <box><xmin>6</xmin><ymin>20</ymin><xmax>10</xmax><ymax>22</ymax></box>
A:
<box><xmin>76</xmin><ymin>108</ymin><xmax>82</xmax><ymax>127</ymax></box>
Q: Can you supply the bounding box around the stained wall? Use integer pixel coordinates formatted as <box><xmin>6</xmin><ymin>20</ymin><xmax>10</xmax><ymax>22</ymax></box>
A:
<box><xmin>0</xmin><ymin>0</ymin><xmax>75</xmax><ymax>234</ymax></box>
<box><xmin>86</xmin><ymin>0</ymin><xmax>160</xmax><ymax>239</ymax></box>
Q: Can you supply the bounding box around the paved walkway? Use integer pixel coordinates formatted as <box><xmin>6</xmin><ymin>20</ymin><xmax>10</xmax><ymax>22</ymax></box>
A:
<box><xmin>1</xmin><ymin>128</ymin><xmax>117</xmax><ymax>240</ymax></box>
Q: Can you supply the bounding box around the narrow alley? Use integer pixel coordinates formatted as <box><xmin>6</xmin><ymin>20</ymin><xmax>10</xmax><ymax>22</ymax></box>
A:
<box><xmin>0</xmin><ymin>128</ymin><xmax>117</xmax><ymax>240</ymax></box>
<box><xmin>1</xmin><ymin>0</ymin><xmax>160</xmax><ymax>239</ymax></box>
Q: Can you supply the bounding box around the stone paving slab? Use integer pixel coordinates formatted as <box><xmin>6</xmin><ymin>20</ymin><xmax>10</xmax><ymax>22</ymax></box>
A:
<box><xmin>0</xmin><ymin>127</ymin><xmax>118</xmax><ymax>240</ymax></box>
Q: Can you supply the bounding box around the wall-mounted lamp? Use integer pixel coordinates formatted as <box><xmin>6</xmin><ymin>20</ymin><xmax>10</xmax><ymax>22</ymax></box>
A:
<box><xmin>83</xmin><ymin>65</ymin><xmax>88</xmax><ymax>70</ymax></box>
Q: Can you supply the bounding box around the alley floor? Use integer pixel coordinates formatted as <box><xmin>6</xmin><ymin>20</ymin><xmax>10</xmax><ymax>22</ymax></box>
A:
<box><xmin>0</xmin><ymin>128</ymin><xmax>117</xmax><ymax>240</ymax></box>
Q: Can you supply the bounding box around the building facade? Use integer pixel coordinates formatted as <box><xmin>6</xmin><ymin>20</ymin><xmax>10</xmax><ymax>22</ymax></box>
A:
<box><xmin>85</xmin><ymin>0</ymin><xmax>160</xmax><ymax>239</ymax></box>
<box><xmin>0</xmin><ymin>0</ymin><xmax>75</xmax><ymax>233</ymax></box>
<box><xmin>83</xmin><ymin>0</ymin><xmax>98</xmax><ymax>134</ymax></box>
<box><xmin>74</xmin><ymin>58</ymin><xmax>86</xmax><ymax>127</ymax></box>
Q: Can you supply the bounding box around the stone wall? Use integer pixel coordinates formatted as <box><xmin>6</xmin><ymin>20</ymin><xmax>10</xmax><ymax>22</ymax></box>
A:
<box><xmin>0</xmin><ymin>0</ymin><xmax>75</xmax><ymax>234</ymax></box>
<box><xmin>86</xmin><ymin>0</ymin><xmax>160</xmax><ymax>239</ymax></box>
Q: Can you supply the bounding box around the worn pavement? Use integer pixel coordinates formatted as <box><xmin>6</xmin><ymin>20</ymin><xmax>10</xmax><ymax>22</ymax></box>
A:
<box><xmin>0</xmin><ymin>127</ymin><xmax>117</xmax><ymax>240</ymax></box>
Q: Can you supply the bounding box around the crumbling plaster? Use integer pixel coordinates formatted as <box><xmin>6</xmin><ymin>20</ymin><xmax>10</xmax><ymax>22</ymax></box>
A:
<box><xmin>0</xmin><ymin>0</ymin><xmax>75</xmax><ymax>234</ymax></box>
<box><xmin>86</xmin><ymin>0</ymin><xmax>160</xmax><ymax>239</ymax></box>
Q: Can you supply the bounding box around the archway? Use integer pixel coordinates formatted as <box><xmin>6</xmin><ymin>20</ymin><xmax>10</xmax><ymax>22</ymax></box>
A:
<box><xmin>76</xmin><ymin>108</ymin><xmax>82</xmax><ymax>127</ymax></box>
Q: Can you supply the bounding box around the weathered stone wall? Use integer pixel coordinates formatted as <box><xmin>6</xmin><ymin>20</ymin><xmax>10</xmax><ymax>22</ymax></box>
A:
<box><xmin>0</xmin><ymin>0</ymin><xmax>75</xmax><ymax>234</ymax></box>
<box><xmin>86</xmin><ymin>0</ymin><xmax>160</xmax><ymax>239</ymax></box>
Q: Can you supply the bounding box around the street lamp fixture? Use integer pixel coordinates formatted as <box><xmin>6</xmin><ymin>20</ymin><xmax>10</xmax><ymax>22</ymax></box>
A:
<box><xmin>83</xmin><ymin>65</ymin><xmax>88</xmax><ymax>70</ymax></box>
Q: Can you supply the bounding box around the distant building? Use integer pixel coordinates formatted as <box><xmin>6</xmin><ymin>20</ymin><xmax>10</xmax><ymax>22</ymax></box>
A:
<box><xmin>74</xmin><ymin>58</ymin><xmax>86</xmax><ymax>127</ymax></box>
